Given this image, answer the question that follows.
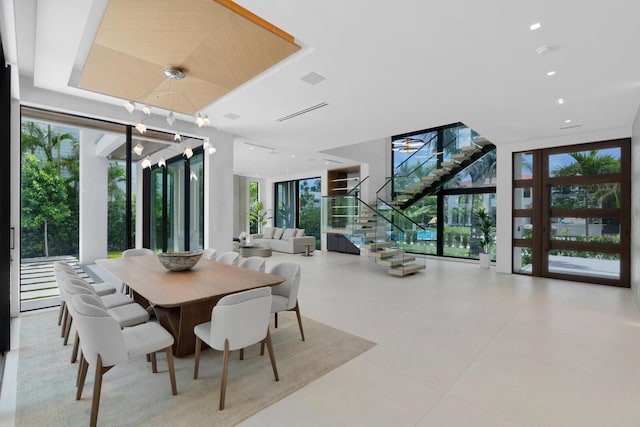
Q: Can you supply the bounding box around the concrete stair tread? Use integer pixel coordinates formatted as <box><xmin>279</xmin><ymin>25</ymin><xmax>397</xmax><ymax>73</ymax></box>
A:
<box><xmin>388</xmin><ymin>263</ymin><xmax>426</xmax><ymax>276</ymax></box>
<box><xmin>360</xmin><ymin>241</ymin><xmax>396</xmax><ymax>250</ymax></box>
<box><xmin>461</xmin><ymin>145</ymin><xmax>480</xmax><ymax>154</ymax></box>
<box><xmin>368</xmin><ymin>249</ymin><xmax>400</xmax><ymax>258</ymax></box>
<box><xmin>378</xmin><ymin>256</ymin><xmax>416</xmax><ymax>266</ymax></box>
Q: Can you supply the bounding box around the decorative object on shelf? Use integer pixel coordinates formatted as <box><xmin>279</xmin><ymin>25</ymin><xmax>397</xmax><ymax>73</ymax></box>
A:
<box><xmin>249</xmin><ymin>201</ymin><xmax>271</xmax><ymax>234</ymax></box>
<box><xmin>238</xmin><ymin>231</ymin><xmax>250</xmax><ymax>246</ymax></box>
<box><xmin>474</xmin><ymin>207</ymin><xmax>494</xmax><ymax>268</ymax></box>
<box><xmin>157</xmin><ymin>251</ymin><xmax>203</xmax><ymax>271</ymax></box>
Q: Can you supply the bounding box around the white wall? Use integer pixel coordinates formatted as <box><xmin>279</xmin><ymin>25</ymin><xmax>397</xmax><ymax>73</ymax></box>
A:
<box><xmin>631</xmin><ymin>106</ymin><xmax>640</xmax><ymax>309</ymax></box>
<box><xmin>322</xmin><ymin>137</ymin><xmax>390</xmax><ymax>203</ymax></box>
<box><xmin>78</xmin><ymin>129</ymin><xmax>108</xmax><ymax>263</ymax></box>
<box><xmin>203</xmin><ymin>128</ymin><xmax>235</xmax><ymax>252</ymax></box>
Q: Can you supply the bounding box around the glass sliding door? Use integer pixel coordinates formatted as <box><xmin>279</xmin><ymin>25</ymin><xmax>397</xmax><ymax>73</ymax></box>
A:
<box><xmin>249</xmin><ymin>181</ymin><xmax>259</xmax><ymax>234</ymax></box>
<box><xmin>275</xmin><ymin>181</ymin><xmax>296</xmax><ymax>228</ymax></box>
<box><xmin>188</xmin><ymin>154</ymin><xmax>204</xmax><ymax>251</ymax></box>
<box><xmin>146</xmin><ymin>145</ymin><xmax>204</xmax><ymax>253</ymax></box>
<box><xmin>299</xmin><ymin>178</ymin><xmax>321</xmax><ymax>249</ymax></box>
<box><xmin>167</xmin><ymin>160</ymin><xmax>185</xmax><ymax>251</ymax></box>
<box><xmin>274</xmin><ymin>177</ymin><xmax>322</xmax><ymax>248</ymax></box>
<box><xmin>108</xmin><ymin>159</ymin><xmax>136</xmax><ymax>256</ymax></box>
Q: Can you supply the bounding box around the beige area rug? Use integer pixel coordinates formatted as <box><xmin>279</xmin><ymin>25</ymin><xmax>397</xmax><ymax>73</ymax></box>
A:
<box><xmin>16</xmin><ymin>310</ymin><xmax>375</xmax><ymax>427</ymax></box>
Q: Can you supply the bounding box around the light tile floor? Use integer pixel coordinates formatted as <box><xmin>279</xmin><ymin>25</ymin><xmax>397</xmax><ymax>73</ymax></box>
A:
<box><xmin>3</xmin><ymin>251</ymin><xmax>640</xmax><ymax>427</ymax></box>
<box><xmin>240</xmin><ymin>251</ymin><xmax>640</xmax><ymax>427</ymax></box>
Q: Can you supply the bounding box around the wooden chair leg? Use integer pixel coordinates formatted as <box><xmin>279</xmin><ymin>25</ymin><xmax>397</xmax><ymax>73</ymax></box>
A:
<box><xmin>71</xmin><ymin>331</ymin><xmax>80</xmax><ymax>363</ymax></box>
<box><xmin>90</xmin><ymin>355</ymin><xmax>112</xmax><ymax>427</ymax></box>
<box><xmin>293</xmin><ymin>301</ymin><xmax>305</xmax><ymax>341</ymax></box>
<box><xmin>165</xmin><ymin>347</ymin><xmax>177</xmax><ymax>395</ymax></box>
<box><xmin>260</xmin><ymin>342</ymin><xmax>265</xmax><ymax>356</ymax></box>
<box><xmin>274</xmin><ymin>312</ymin><xmax>278</xmax><ymax>329</ymax></box>
<box><xmin>61</xmin><ymin>306</ymin><xmax>69</xmax><ymax>338</ymax></box>
<box><xmin>193</xmin><ymin>336</ymin><xmax>202</xmax><ymax>379</ymax></box>
<box><xmin>219</xmin><ymin>339</ymin><xmax>230</xmax><ymax>410</ymax></box>
<box><xmin>239</xmin><ymin>348</ymin><xmax>244</xmax><ymax>360</ymax></box>
<box><xmin>57</xmin><ymin>301</ymin><xmax>66</xmax><ymax>326</ymax></box>
<box><xmin>264</xmin><ymin>329</ymin><xmax>279</xmax><ymax>381</ymax></box>
<box><xmin>76</xmin><ymin>353</ymin><xmax>89</xmax><ymax>400</ymax></box>
<box><xmin>150</xmin><ymin>352</ymin><xmax>158</xmax><ymax>373</ymax></box>
<box><xmin>63</xmin><ymin>315</ymin><xmax>72</xmax><ymax>345</ymax></box>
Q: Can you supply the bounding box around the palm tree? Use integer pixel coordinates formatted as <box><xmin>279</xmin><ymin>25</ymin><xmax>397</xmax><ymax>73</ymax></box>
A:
<box><xmin>552</xmin><ymin>150</ymin><xmax>619</xmax><ymax>177</ymax></box>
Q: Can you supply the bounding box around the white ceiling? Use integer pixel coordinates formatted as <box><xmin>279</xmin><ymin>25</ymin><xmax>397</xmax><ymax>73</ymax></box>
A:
<box><xmin>5</xmin><ymin>0</ymin><xmax>640</xmax><ymax>178</ymax></box>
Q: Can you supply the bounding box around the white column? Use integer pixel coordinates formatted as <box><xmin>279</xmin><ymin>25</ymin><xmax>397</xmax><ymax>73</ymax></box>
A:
<box><xmin>79</xmin><ymin>130</ymin><xmax>108</xmax><ymax>263</ymax></box>
<box><xmin>204</xmin><ymin>129</ymin><xmax>234</xmax><ymax>252</ymax></box>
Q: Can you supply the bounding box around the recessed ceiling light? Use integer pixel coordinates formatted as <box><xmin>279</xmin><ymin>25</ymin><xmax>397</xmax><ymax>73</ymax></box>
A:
<box><xmin>547</xmin><ymin>71</ymin><xmax>556</xmax><ymax>76</ymax></box>
<box><xmin>291</xmin><ymin>155</ymin><xmax>296</xmax><ymax>158</ymax></box>
<box><xmin>564</xmin><ymin>119</ymin><xmax>572</xmax><ymax>123</ymax></box>
<box><xmin>530</xmin><ymin>22</ymin><xmax>541</xmax><ymax>30</ymax></box>
<box><xmin>557</xmin><ymin>98</ymin><xmax>565</xmax><ymax>105</ymax></box>
<box><xmin>536</xmin><ymin>45</ymin><xmax>552</xmax><ymax>55</ymax></box>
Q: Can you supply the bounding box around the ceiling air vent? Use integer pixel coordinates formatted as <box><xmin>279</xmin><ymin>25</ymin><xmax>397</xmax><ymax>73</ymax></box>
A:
<box><xmin>300</xmin><ymin>72</ymin><xmax>326</xmax><ymax>85</ymax></box>
<box><xmin>277</xmin><ymin>102</ymin><xmax>328</xmax><ymax>122</ymax></box>
<box><xmin>559</xmin><ymin>124</ymin><xmax>582</xmax><ymax>130</ymax></box>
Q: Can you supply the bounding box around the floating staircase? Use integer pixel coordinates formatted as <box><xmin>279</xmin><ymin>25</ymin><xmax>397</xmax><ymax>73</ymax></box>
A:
<box><xmin>321</xmin><ymin>123</ymin><xmax>496</xmax><ymax>277</ymax></box>
<box><xmin>322</xmin><ymin>197</ymin><xmax>426</xmax><ymax>277</ymax></box>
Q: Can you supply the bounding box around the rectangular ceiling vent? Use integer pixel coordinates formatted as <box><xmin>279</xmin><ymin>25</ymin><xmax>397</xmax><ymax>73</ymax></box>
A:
<box><xmin>559</xmin><ymin>124</ymin><xmax>582</xmax><ymax>130</ymax></box>
<box><xmin>323</xmin><ymin>158</ymin><xmax>343</xmax><ymax>164</ymax></box>
<box><xmin>244</xmin><ymin>142</ymin><xmax>275</xmax><ymax>151</ymax></box>
<box><xmin>277</xmin><ymin>102</ymin><xmax>328</xmax><ymax>122</ymax></box>
<box><xmin>300</xmin><ymin>72</ymin><xmax>326</xmax><ymax>85</ymax></box>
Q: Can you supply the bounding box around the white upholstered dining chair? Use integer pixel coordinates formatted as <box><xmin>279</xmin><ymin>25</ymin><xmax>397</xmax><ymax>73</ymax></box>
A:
<box><xmin>239</xmin><ymin>256</ymin><xmax>266</xmax><ymax>272</ymax></box>
<box><xmin>216</xmin><ymin>251</ymin><xmax>240</xmax><ymax>266</ymax></box>
<box><xmin>268</xmin><ymin>262</ymin><xmax>305</xmax><ymax>341</ymax></box>
<box><xmin>62</xmin><ymin>276</ymin><xmax>149</xmax><ymax>363</ymax></box>
<box><xmin>193</xmin><ymin>287</ymin><xmax>279</xmax><ymax>410</ymax></box>
<box><xmin>202</xmin><ymin>248</ymin><xmax>217</xmax><ymax>260</ymax></box>
<box><xmin>121</xmin><ymin>248</ymin><xmax>154</xmax><ymax>257</ymax></box>
<box><xmin>71</xmin><ymin>293</ymin><xmax>177</xmax><ymax>427</ymax></box>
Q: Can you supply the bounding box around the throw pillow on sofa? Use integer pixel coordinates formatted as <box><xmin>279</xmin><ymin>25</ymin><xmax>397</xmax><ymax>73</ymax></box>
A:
<box><xmin>273</xmin><ymin>227</ymin><xmax>284</xmax><ymax>240</ymax></box>
<box><xmin>282</xmin><ymin>228</ymin><xmax>297</xmax><ymax>241</ymax></box>
<box><xmin>262</xmin><ymin>227</ymin><xmax>274</xmax><ymax>239</ymax></box>
<box><xmin>296</xmin><ymin>228</ymin><xmax>305</xmax><ymax>238</ymax></box>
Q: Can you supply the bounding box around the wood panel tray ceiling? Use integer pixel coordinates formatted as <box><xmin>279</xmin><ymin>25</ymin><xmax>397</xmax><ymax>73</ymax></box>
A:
<box><xmin>77</xmin><ymin>0</ymin><xmax>301</xmax><ymax>114</ymax></box>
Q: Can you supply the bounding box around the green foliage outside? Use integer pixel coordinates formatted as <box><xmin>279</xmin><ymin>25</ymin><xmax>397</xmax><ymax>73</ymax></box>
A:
<box><xmin>107</xmin><ymin>161</ymin><xmax>131</xmax><ymax>252</ymax></box>
<box><xmin>299</xmin><ymin>179</ymin><xmax>321</xmax><ymax>249</ymax></box>
<box><xmin>21</xmin><ymin>122</ymin><xmax>79</xmax><ymax>258</ymax></box>
<box><xmin>249</xmin><ymin>182</ymin><xmax>259</xmax><ymax>234</ymax></box>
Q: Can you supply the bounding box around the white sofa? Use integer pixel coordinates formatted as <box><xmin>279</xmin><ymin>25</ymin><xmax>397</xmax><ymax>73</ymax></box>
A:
<box><xmin>250</xmin><ymin>227</ymin><xmax>315</xmax><ymax>254</ymax></box>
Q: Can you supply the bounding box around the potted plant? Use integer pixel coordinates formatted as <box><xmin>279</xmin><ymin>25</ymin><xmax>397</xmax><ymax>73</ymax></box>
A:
<box><xmin>249</xmin><ymin>200</ymin><xmax>271</xmax><ymax>234</ymax></box>
<box><xmin>474</xmin><ymin>207</ymin><xmax>493</xmax><ymax>268</ymax></box>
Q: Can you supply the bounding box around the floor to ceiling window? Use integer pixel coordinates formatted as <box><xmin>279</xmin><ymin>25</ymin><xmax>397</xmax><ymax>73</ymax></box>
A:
<box><xmin>19</xmin><ymin>108</ymin><xmax>134</xmax><ymax>310</ymax></box>
<box><xmin>108</xmin><ymin>159</ymin><xmax>136</xmax><ymax>256</ymax></box>
<box><xmin>394</xmin><ymin>123</ymin><xmax>497</xmax><ymax>261</ymax></box>
<box><xmin>513</xmin><ymin>139</ymin><xmax>630</xmax><ymax>287</ymax></box>
<box><xmin>147</xmin><ymin>145</ymin><xmax>204</xmax><ymax>253</ymax></box>
<box><xmin>249</xmin><ymin>181</ymin><xmax>259</xmax><ymax>234</ymax></box>
<box><xmin>275</xmin><ymin>177</ymin><xmax>321</xmax><ymax>248</ymax></box>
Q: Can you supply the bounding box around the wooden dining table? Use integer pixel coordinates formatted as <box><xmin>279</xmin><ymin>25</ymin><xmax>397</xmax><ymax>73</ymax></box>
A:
<box><xmin>96</xmin><ymin>255</ymin><xmax>284</xmax><ymax>357</ymax></box>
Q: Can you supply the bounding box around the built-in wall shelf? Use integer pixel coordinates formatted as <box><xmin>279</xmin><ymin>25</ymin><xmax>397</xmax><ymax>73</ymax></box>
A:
<box><xmin>328</xmin><ymin>166</ymin><xmax>361</xmax><ymax>196</ymax></box>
